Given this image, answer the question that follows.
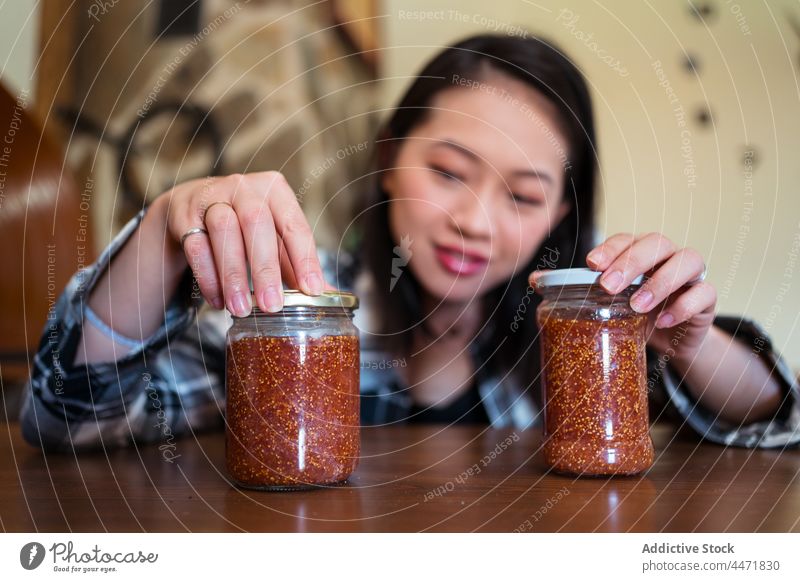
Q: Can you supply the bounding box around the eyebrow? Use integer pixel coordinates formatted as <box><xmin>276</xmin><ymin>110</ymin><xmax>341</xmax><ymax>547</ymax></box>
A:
<box><xmin>432</xmin><ymin>139</ymin><xmax>554</xmax><ymax>185</ymax></box>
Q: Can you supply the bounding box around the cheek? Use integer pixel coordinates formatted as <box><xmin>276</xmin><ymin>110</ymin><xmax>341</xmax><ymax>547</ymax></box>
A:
<box><xmin>387</xmin><ymin>165</ymin><xmax>438</xmax><ymax>203</ymax></box>
<box><xmin>493</xmin><ymin>210</ymin><xmax>554</xmax><ymax>270</ymax></box>
<box><xmin>387</xmin><ymin>169</ymin><xmax>449</xmax><ymax>232</ymax></box>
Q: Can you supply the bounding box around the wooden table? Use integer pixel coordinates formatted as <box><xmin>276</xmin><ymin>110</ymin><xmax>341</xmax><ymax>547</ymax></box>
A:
<box><xmin>2</xmin><ymin>422</ymin><xmax>798</xmax><ymax>532</ymax></box>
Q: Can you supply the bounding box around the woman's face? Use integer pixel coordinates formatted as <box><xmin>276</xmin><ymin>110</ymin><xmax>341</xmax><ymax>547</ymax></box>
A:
<box><xmin>383</xmin><ymin>74</ymin><xmax>572</xmax><ymax>304</ymax></box>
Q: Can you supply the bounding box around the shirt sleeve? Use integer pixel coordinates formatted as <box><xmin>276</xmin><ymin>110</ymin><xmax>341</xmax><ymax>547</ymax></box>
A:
<box><xmin>652</xmin><ymin>315</ymin><xmax>800</xmax><ymax>449</ymax></box>
<box><xmin>19</xmin><ymin>208</ymin><xmax>226</xmax><ymax>453</ymax></box>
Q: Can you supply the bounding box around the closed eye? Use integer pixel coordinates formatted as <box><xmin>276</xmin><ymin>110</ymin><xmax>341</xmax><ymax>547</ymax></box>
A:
<box><xmin>510</xmin><ymin>192</ymin><xmax>544</xmax><ymax>206</ymax></box>
<box><xmin>430</xmin><ymin>164</ymin><xmax>464</xmax><ymax>183</ymax></box>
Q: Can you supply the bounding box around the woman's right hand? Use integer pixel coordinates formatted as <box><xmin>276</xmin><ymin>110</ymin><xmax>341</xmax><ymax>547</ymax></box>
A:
<box><xmin>158</xmin><ymin>171</ymin><xmax>326</xmax><ymax>316</ymax></box>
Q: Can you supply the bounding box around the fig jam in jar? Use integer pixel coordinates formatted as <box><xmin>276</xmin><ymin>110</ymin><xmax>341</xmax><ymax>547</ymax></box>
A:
<box><xmin>225</xmin><ymin>290</ymin><xmax>360</xmax><ymax>490</ymax></box>
<box><xmin>535</xmin><ymin>269</ymin><xmax>654</xmax><ymax>476</ymax></box>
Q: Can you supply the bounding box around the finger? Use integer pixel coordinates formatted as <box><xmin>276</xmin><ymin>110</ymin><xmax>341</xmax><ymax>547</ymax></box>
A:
<box><xmin>599</xmin><ymin>232</ymin><xmax>676</xmax><ymax>294</ymax></box>
<box><xmin>182</xmin><ymin>231</ymin><xmax>224</xmax><ymax>310</ymax></box>
<box><xmin>277</xmin><ymin>240</ymin><xmax>336</xmax><ymax>291</ymax></box>
<box><xmin>528</xmin><ymin>268</ymin><xmax>553</xmax><ymax>288</ymax></box>
<box><xmin>653</xmin><ymin>281</ymin><xmax>717</xmax><ymax>329</ymax></box>
<box><xmin>259</xmin><ymin>172</ymin><xmax>325</xmax><ymax>295</ymax></box>
<box><xmin>278</xmin><ymin>236</ymin><xmax>301</xmax><ymax>291</ymax></box>
<box><xmin>275</xmin><ymin>240</ymin><xmax>339</xmax><ymax>292</ymax></box>
<box><xmin>278</xmin><ymin>244</ymin><xmax>339</xmax><ymax>291</ymax></box>
<box><xmin>205</xmin><ymin>201</ymin><xmax>252</xmax><ymax>317</ymax></box>
<box><xmin>630</xmin><ymin>248</ymin><xmax>705</xmax><ymax>313</ymax></box>
<box><xmin>585</xmin><ymin>233</ymin><xmax>637</xmax><ymax>270</ymax></box>
<box><xmin>165</xmin><ymin>183</ymin><xmax>224</xmax><ymax>309</ymax></box>
<box><xmin>232</xmin><ymin>180</ymin><xmax>284</xmax><ymax>313</ymax></box>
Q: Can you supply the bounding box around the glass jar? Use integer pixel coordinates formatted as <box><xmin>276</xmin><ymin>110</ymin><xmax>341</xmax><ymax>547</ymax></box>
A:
<box><xmin>225</xmin><ymin>290</ymin><xmax>360</xmax><ymax>490</ymax></box>
<box><xmin>535</xmin><ymin>268</ymin><xmax>654</xmax><ymax>476</ymax></box>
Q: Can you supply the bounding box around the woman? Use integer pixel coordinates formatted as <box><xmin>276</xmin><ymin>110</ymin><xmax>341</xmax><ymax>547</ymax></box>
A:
<box><xmin>22</xmin><ymin>34</ymin><xmax>799</xmax><ymax>451</ymax></box>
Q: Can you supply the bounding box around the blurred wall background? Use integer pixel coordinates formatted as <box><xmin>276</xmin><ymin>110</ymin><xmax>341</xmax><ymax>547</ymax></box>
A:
<box><xmin>0</xmin><ymin>2</ymin><xmax>38</xmax><ymax>97</ymax></box>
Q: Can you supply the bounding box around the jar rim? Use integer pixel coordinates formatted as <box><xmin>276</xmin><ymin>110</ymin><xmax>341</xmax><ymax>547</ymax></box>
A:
<box><xmin>534</xmin><ymin>267</ymin><xmax>644</xmax><ymax>289</ymax></box>
<box><xmin>244</xmin><ymin>289</ymin><xmax>359</xmax><ymax>316</ymax></box>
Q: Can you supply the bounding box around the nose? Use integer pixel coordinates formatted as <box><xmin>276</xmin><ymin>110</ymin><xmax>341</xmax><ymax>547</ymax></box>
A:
<box><xmin>449</xmin><ymin>184</ymin><xmax>494</xmax><ymax>240</ymax></box>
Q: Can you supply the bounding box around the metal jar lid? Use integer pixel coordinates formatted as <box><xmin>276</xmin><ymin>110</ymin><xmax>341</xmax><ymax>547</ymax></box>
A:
<box><xmin>534</xmin><ymin>267</ymin><xmax>644</xmax><ymax>288</ymax></box>
<box><xmin>249</xmin><ymin>289</ymin><xmax>359</xmax><ymax>314</ymax></box>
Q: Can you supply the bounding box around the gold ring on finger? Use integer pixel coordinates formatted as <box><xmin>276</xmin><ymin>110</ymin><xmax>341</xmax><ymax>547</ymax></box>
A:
<box><xmin>202</xmin><ymin>200</ymin><xmax>235</xmax><ymax>223</ymax></box>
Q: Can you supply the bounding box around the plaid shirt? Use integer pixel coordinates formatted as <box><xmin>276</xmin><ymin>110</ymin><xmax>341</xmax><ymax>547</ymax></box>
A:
<box><xmin>20</xmin><ymin>209</ymin><xmax>800</xmax><ymax>452</ymax></box>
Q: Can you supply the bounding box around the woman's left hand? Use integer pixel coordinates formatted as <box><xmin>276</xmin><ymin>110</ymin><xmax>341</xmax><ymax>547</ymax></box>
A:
<box><xmin>586</xmin><ymin>232</ymin><xmax>717</xmax><ymax>362</ymax></box>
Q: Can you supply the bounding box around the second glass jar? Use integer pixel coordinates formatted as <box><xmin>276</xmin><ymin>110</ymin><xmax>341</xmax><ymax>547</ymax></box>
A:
<box><xmin>535</xmin><ymin>268</ymin><xmax>654</xmax><ymax>476</ymax></box>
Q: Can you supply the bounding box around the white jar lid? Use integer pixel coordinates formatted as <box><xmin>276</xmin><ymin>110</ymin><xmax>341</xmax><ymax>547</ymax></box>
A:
<box><xmin>534</xmin><ymin>267</ymin><xmax>644</xmax><ymax>288</ymax></box>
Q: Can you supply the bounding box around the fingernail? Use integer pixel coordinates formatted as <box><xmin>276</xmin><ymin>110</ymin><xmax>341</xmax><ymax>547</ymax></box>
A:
<box><xmin>210</xmin><ymin>296</ymin><xmax>224</xmax><ymax>310</ymax></box>
<box><xmin>601</xmin><ymin>270</ymin><xmax>623</xmax><ymax>293</ymax></box>
<box><xmin>587</xmin><ymin>251</ymin><xmax>604</xmax><ymax>266</ymax></box>
<box><xmin>306</xmin><ymin>272</ymin><xmax>323</xmax><ymax>296</ymax></box>
<box><xmin>656</xmin><ymin>312</ymin><xmax>675</xmax><ymax>328</ymax></box>
<box><xmin>264</xmin><ymin>285</ymin><xmax>283</xmax><ymax>313</ymax></box>
<box><xmin>630</xmin><ymin>289</ymin><xmax>653</xmax><ymax>312</ymax></box>
<box><xmin>229</xmin><ymin>292</ymin><xmax>252</xmax><ymax>317</ymax></box>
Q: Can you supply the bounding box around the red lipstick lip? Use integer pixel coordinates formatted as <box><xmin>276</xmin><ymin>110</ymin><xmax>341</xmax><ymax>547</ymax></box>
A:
<box><xmin>434</xmin><ymin>243</ymin><xmax>489</xmax><ymax>264</ymax></box>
